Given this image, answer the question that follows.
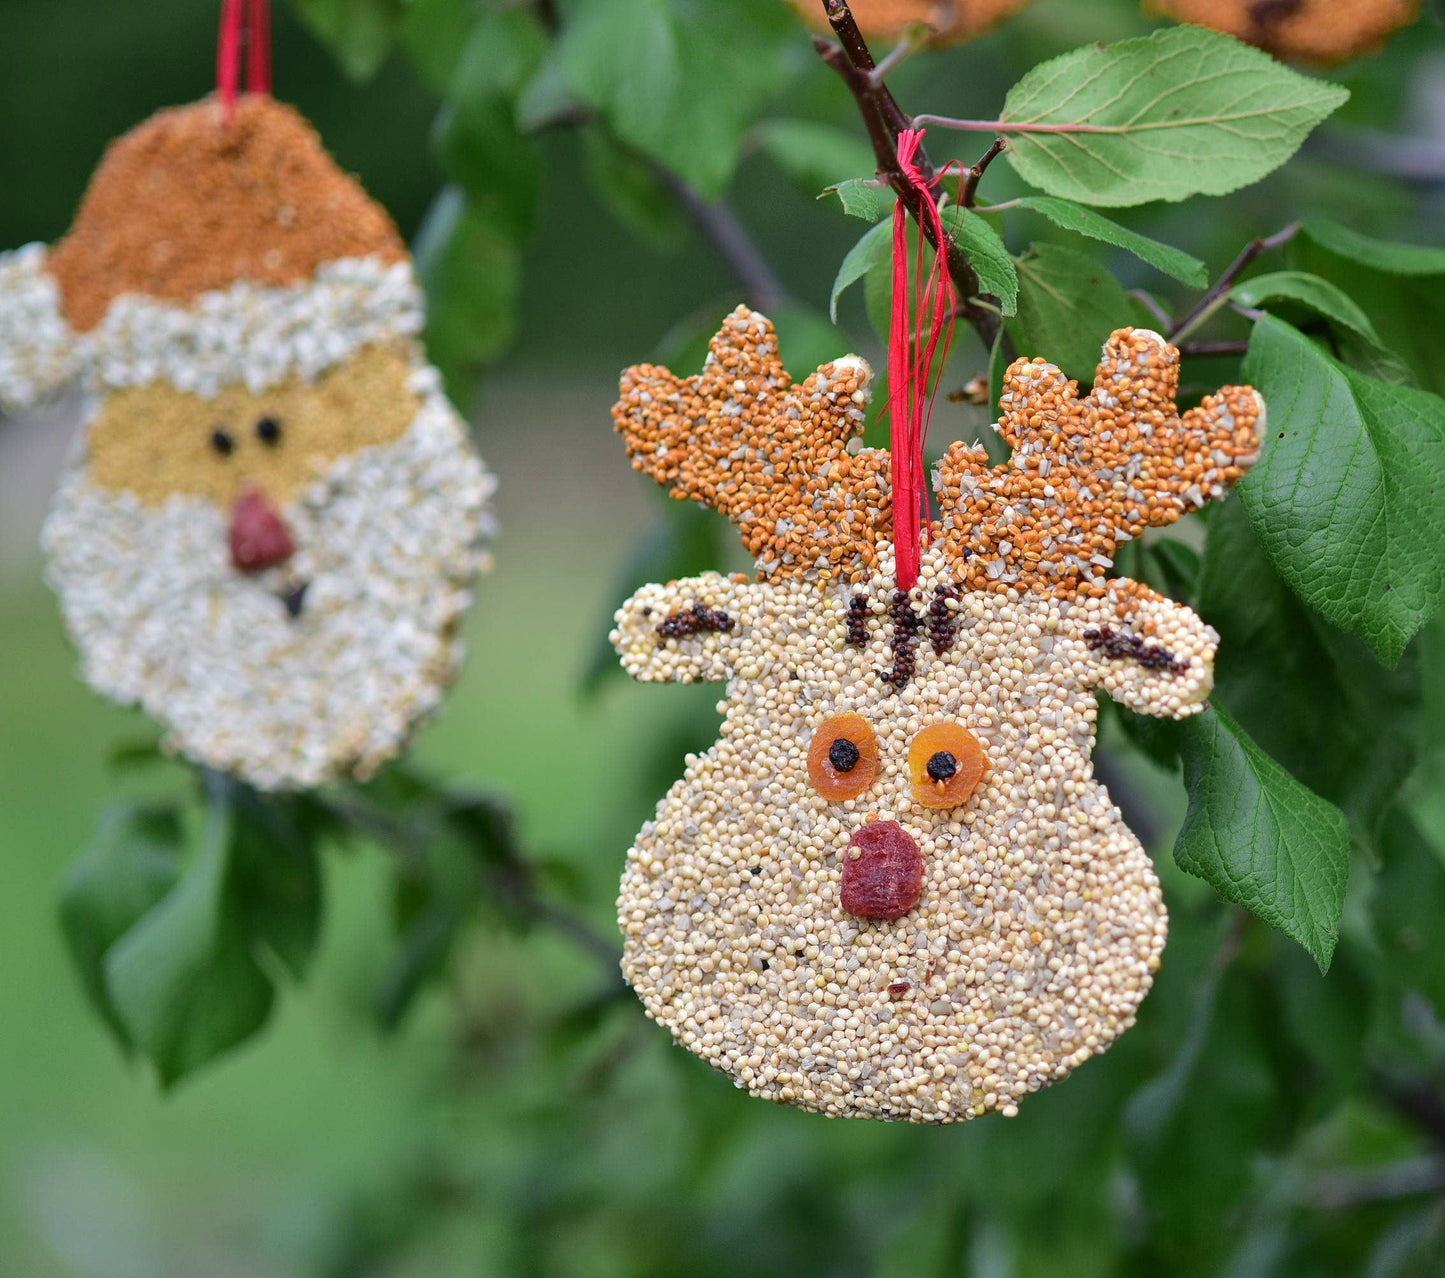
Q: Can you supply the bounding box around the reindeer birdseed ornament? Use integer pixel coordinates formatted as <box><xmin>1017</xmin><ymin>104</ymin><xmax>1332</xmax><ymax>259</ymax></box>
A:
<box><xmin>609</xmin><ymin>303</ymin><xmax>1264</xmax><ymax>1122</ymax></box>
<box><xmin>15</xmin><ymin>2</ymin><xmax>495</xmax><ymax>790</ymax></box>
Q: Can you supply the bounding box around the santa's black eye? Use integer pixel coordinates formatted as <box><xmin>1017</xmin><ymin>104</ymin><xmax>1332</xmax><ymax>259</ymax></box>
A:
<box><xmin>926</xmin><ymin>751</ymin><xmax>958</xmax><ymax>782</ymax></box>
<box><xmin>828</xmin><ymin>738</ymin><xmax>861</xmax><ymax>773</ymax></box>
<box><xmin>211</xmin><ymin>428</ymin><xmax>235</xmax><ymax>456</ymax></box>
<box><xmin>256</xmin><ymin>415</ymin><xmax>282</xmax><ymax>446</ymax></box>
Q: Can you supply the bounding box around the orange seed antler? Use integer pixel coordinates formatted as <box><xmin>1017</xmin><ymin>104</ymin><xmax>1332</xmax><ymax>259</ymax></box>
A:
<box><xmin>613</xmin><ymin>306</ymin><xmax>892</xmax><ymax>584</ymax></box>
<box><xmin>935</xmin><ymin>328</ymin><xmax>1263</xmax><ymax>597</ymax></box>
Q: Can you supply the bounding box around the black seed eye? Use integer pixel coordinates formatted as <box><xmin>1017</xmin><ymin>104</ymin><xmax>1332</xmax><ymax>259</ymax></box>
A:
<box><xmin>256</xmin><ymin>415</ymin><xmax>282</xmax><ymax>445</ymax></box>
<box><xmin>828</xmin><ymin>738</ymin><xmax>861</xmax><ymax>773</ymax></box>
<box><xmin>926</xmin><ymin>751</ymin><xmax>958</xmax><ymax>782</ymax></box>
<box><xmin>211</xmin><ymin>428</ymin><xmax>235</xmax><ymax>456</ymax></box>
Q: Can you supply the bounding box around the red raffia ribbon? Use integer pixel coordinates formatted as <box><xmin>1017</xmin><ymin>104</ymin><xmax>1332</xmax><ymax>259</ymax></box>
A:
<box><xmin>217</xmin><ymin>0</ymin><xmax>272</xmax><ymax>120</ymax></box>
<box><xmin>888</xmin><ymin>129</ymin><xmax>956</xmax><ymax>592</ymax></box>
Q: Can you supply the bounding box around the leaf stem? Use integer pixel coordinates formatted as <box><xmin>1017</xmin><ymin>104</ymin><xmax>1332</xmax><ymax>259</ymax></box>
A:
<box><xmin>1169</xmin><ymin>222</ymin><xmax>1301</xmax><ymax>342</ymax></box>
<box><xmin>913</xmin><ymin>113</ymin><xmax>1117</xmax><ymax>135</ymax></box>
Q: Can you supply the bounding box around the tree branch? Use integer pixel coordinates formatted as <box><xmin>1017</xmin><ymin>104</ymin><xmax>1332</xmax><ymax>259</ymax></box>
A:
<box><xmin>962</xmin><ymin>138</ymin><xmax>1007</xmax><ymax>208</ymax></box>
<box><xmin>1169</xmin><ymin>223</ymin><xmax>1300</xmax><ymax>342</ymax></box>
<box><xmin>653</xmin><ymin>168</ymin><xmax>789</xmax><ymax>313</ymax></box>
<box><xmin>814</xmin><ymin>1</ymin><xmax>1002</xmax><ymax>352</ymax></box>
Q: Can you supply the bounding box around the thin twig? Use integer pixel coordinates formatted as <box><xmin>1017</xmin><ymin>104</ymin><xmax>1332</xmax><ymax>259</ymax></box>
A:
<box><xmin>962</xmin><ymin>138</ymin><xmax>1007</xmax><ymax>208</ymax></box>
<box><xmin>1309</xmin><ymin>1157</ymin><xmax>1445</xmax><ymax>1211</ymax></box>
<box><xmin>1129</xmin><ymin>289</ymin><xmax>1175</xmax><ymax>331</ymax></box>
<box><xmin>815</xmin><ymin>1</ymin><xmax>1002</xmax><ymax>351</ymax></box>
<box><xmin>654</xmin><ymin>169</ymin><xmax>789</xmax><ymax>313</ymax></box>
<box><xmin>867</xmin><ymin>28</ymin><xmax>927</xmax><ymax>86</ymax></box>
<box><xmin>1169</xmin><ymin>223</ymin><xmax>1301</xmax><ymax>342</ymax></box>
<box><xmin>1178</xmin><ymin>340</ymin><xmax>1249</xmax><ymax>358</ymax></box>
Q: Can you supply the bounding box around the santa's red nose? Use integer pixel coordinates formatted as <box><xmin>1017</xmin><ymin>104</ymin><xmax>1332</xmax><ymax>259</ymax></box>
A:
<box><xmin>840</xmin><ymin>821</ymin><xmax>923</xmax><ymax>920</ymax></box>
<box><xmin>229</xmin><ymin>487</ymin><xmax>296</xmax><ymax>573</ymax></box>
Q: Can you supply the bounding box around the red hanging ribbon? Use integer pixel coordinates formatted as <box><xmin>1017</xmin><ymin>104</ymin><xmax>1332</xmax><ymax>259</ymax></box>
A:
<box><xmin>888</xmin><ymin>129</ymin><xmax>956</xmax><ymax>593</ymax></box>
<box><xmin>217</xmin><ymin>0</ymin><xmax>271</xmax><ymax>119</ymax></box>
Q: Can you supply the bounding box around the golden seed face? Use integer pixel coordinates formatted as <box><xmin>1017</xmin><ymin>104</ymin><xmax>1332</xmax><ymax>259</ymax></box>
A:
<box><xmin>86</xmin><ymin>341</ymin><xmax>421</xmax><ymax>507</ymax></box>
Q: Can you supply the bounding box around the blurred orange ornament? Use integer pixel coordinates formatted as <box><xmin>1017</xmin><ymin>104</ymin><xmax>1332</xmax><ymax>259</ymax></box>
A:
<box><xmin>787</xmin><ymin>0</ymin><xmax>1032</xmax><ymax>46</ymax></box>
<box><xmin>1148</xmin><ymin>0</ymin><xmax>1420</xmax><ymax>65</ymax></box>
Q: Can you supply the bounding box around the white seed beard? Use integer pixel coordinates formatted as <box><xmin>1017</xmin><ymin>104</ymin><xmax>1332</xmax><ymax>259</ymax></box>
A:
<box><xmin>42</xmin><ymin>386</ymin><xmax>496</xmax><ymax>791</ymax></box>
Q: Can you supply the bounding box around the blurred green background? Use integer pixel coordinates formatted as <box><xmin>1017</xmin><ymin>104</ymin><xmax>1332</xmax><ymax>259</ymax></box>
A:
<box><xmin>4</xmin><ymin>0</ymin><xmax>1445</xmax><ymax>1274</ymax></box>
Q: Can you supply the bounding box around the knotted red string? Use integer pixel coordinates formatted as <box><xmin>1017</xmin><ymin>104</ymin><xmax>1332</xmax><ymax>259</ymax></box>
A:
<box><xmin>888</xmin><ymin>129</ymin><xmax>956</xmax><ymax>592</ymax></box>
<box><xmin>217</xmin><ymin>0</ymin><xmax>272</xmax><ymax>119</ymax></box>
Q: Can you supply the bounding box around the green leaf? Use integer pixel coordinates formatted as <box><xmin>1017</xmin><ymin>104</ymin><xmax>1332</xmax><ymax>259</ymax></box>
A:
<box><xmin>757</xmin><ymin>119</ymin><xmax>876</xmax><ymax>197</ymax></box>
<box><xmin>557</xmin><ymin>0</ymin><xmax>794</xmax><ymax>199</ymax></box>
<box><xmin>940</xmin><ymin>208</ymin><xmax>1018</xmax><ymax>315</ymax></box>
<box><xmin>292</xmin><ymin>0</ymin><xmax>403</xmax><ymax>82</ymax></box>
<box><xmin>433</xmin><ymin>99</ymin><xmax>540</xmax><ymax>242</ymax></box>
<box><xmin>1300</xmin><ymin>220</ymin><xmax>1445</xmax><ymax>276</ymax></box>
<box><xmin>396</xmin><ymin>0</ymin><xmax>473</xmax><ymax>92</ymax></box>
<box><xmin>823</xmin><ymin>179</ymin><xmax>894</xmax><ymax>222</ymax></box>
<box><xmin>413</xmin><ymin>186</ymin><xmax>521</xmax><ymax>408</ymax></box>
<box><xmin>1175</xmin><ymin>704</ymin><xmax>1350</xmax><ymax>972</ymax></box>
<box><xmin>830</xmin><ymin>218</ymin><xmax>891</xmax><ymax>324</ymax></box>
<box><xmin>1291</xmin><ymin>231</ymin><xmax>1445</xmax><ymax>395</ymax></box>
<box><xmin>581</xmin><ymin>127</ymin><xmax>686</xmax><ymax>249</ymax></box>
<box><xmin>1008</xmin><ymin>242</ymin><xmax>1134</xmax><ymax>382</ymax></box>
<box><xmin>833</xmin><ymin>212</ymin><xmax>1016</xmax><ymax>333</ymax></box>
<box><xmin>999</xmin><ymin>27</ymin><xmax>1348</xmax><ymax>207</ymax></box>
<box><xmin>104</xmin><ymin>787</ymin><xmax>274</xmax><ymax>1086</ymax></box>
<box><xmin>1010</xmin><ymin>196</ymin><xmax>1206</xmax><ymax>285</ymax></box>
<box><xmin>1200</xmin><ymin>499</ymin><xmax>1421</xmax><ymax>846</ymax></box>
<box><xmin>59</xmin><ymin>805</ymin><xmax>184</xmax><ymax>1050</ymax></box>
<box><xmin>228</xmin><ymin>790</ymin><xmax>324</xmax><ymax>981</ymax></box>
<box><xmin>1372</xmin><ymin>807</ymin><xmax>1445</xmax><ymax>1016</ymax></box>
<box><xmin>1240</xmin><ymin>316</ymin><xmax>1445</xmax><ymax>664</ymax></box>
<box><xmin>1231</xmin><ymin>271</ymin><xmax>1384</xmax><ymax>347</ymax></box>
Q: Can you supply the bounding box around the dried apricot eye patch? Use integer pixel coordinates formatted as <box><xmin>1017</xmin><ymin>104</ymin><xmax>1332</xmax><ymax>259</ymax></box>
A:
<box><xmin>807</xmin><ymin>713</ymin><xmax>879</xmax><ymax>801</ymax></box>
<box><xmin>909</xmin><ymin>722</ymin><xmax>986</xmax><ymax>809</ymax></box>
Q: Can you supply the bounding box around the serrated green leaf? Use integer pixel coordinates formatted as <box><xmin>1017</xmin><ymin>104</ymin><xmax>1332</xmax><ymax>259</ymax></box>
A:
<box><xmin>940</xmin><ymin>208</ymin><xmax>1018</xmax><ymax>314</ymax></box>
<box><xmin>1010</xmin><ymin>196</ymin><xmax>1206</xmax><ymax>285</ymax></box>
<box><xmin>60</xmin><ymin>805</ymin><xmax>185</xmax><ymax>1050</ymax></box>
<box><xmin>1301</xmin><ymin>220</ymin><xmax>1445</xmax><ymax>276</ymax></box>
<box><xmin>557</xmin><ymin>0</ymin><xmax>795</xmax><ymax>199</ymax></box>
<box><xmin>757</xmin><ymin>119</ymin><xmax>876</xmax><ymax>197</ymax></box>
<box><xmin>104</xmin><ymin>789</ymin><xmax>274</xmax><ymax>1087</ymax></box>
<box><xmin>1232</xmin><ymin>271</ymin><xmax>1383</xmax><ymax>346</ymax></box>
<box><xmin>824</xmin><ymin>179</ymin><xmax>894</xmax><ymax>222</ymax></box>
<box><xmin>1240</xmin><ymin>316</ymin><xmax>1445</xmax><ymax>664</ymax></box>
<box><xmin>1009</xmin><ymin>242</ymin><xmax>1134</xmax><ymax>382</ymax></box>
<box><xmin>292</xmin><ymin>0</ymin><xmax>403</xmax><ymax>82</ymax></box>
<box><xmin>1200</xmin><ymin>499</ymin><xmax>1421</xmax><ymax>846</ymax></box>
<box><xmin>1175</xmin><ymin>704</ymin><xmax>1350</xmax><ymax>972</ymax></box>
<box><xmin>414</xmin><ymin>186</ymin><xmax>521</xmax><ymax>409</ymax></box>
<box><xmin>999</xmin><ymin>27</ymin><xmax>1348</xmax><ymax>207</ymax></box>
<box><xmin>830</xmin><ymin>218</ymin><xmax>891</xmax><ymax>323</ymax></box>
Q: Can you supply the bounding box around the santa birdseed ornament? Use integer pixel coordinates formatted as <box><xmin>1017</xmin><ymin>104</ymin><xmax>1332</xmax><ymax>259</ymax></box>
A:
<box><xmin>609</xmin><ymin>294</ymin><xmax>1264</xmax><ymax>1120</ymax></box>
<box><xmin>7</xmin><ymin>2</ymin><xmax>496</xmax><ymax>791</ymax></box>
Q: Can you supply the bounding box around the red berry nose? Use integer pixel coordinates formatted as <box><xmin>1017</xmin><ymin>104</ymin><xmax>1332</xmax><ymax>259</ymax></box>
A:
<box><xmin>840</xmin><ymin>821</ymin><xmax>924</xmax><ymax>920</ymax></box>
<box><xmin>229</xmin><ymin>487</ymin><xmax>296</xmax><ymax>573</ymax></box>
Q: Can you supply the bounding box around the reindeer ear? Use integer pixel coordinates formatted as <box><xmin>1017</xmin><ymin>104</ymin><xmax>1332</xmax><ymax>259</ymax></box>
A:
<box><xmin>611</xmin><ymin>573</ymin><xmax>773</xmax><ymax>684</ymax></box>
<box><xmin>0</xmin><ymin>244</ymin><xmax>79</xmax><ymax>413</ymax></box>
<box><xmin>1068</xmin><ymin>582</ymin><xmax>1217</xmax><ymax>718</ymax></box>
